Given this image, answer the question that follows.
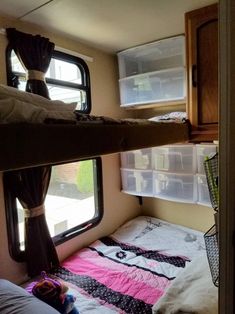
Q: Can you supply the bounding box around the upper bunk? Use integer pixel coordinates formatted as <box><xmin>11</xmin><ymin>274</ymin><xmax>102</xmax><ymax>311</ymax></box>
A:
<box><xmin>0</xmin><ymin>84</ymin><xmax>190</xmax><ymax>172</ymax></box>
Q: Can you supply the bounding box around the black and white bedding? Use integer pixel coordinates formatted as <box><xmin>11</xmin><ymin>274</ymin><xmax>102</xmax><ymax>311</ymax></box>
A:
<box><xmin>46</xmin><ymin>216</ymin><xmax>211</xmax><ymax>314</ymax></box>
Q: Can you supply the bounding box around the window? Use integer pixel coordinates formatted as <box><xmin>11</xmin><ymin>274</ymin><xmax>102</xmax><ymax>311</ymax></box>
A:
<box><xmin>4</xmin><ymin>158</ymin><xmax>103</xmax><ymax>262</ymax></box>
<box><xmin>6</xmin><ymin>48</ymin><xmax>91</xmax><ymax>113</ymax></box>
<box><xmin>4</xmin><ymin>47</ymin><xmax>102</xmax><ymax>262</ymax></box>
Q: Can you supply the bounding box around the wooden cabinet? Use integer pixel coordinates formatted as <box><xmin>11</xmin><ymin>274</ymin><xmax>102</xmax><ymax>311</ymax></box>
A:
<box><xmin>185</xmin><ymin>4</ymin><xmax>218</xmax><ymax>142</ymax></box>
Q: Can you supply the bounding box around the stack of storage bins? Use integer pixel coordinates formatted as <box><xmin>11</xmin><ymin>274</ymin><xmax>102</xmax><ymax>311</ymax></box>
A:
<box><xmin>120</xmin><ymin>148</ymin><xmax>153</xmax><ymax>196</ymax></box>
<box><xmin>196</xmin><ymin>144</ymin><xmax>218</xmax><ymax>207</ymax></box>
<box><xmin>120</xmin><ymin>143</ymin><xmax>218</xmax><ymax>205</ymax></box>
<box><xmin>117</xmin><ymin>35</ymin><xmax>186</xmax><ymax>108</ymax></box>
<box><xmin>152</xmin><ymin>144</ymin><xmax>197</xmax><ymax>203</ymax></box>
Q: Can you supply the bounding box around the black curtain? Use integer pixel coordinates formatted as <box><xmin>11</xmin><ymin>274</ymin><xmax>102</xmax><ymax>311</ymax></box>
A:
<box><xmin>6</xmin><ymin>28</ymin><xmax>59</xmax><ymax>276</ymax></box>
<box><xmin>6</xmin><ymin>28</ymin><xmax>54</xmax><ymax>98</ymax></box>
<box><xmin>4</xmin><ymin>167</ymin><xmax>59</xmax><ymax>276</ymax></box>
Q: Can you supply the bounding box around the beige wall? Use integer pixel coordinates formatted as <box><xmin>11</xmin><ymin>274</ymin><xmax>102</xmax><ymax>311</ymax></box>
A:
<box><xmin>142</xmin><ymin>198</ymin><xmax>214</xmax><ymax>232</ymax></box>
<box><xmin>0</xmin><ymin>14</ymin><xmax>140</xmax><ymax>284</ymax></box>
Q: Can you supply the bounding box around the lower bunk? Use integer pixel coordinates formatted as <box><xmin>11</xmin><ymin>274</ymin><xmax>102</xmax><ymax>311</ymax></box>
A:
<box><xmin>43</xmin><ymin>216</ymin><xmax>217</xmax><ymax>313</ymax></box>
<box><xmin>0</xmin><ymin>216</ymin><xmax>218</xmax><ymax>314</ymax></box>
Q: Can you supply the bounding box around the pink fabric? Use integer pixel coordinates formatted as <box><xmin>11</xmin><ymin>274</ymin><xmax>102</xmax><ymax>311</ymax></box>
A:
<box><xmin>67</xmin><ymin>249</ymin><xmax>170</xmax><ymax>290</ymax></box>
<box><xmin>62</xmin><ymin>251</ymin><xmax>166</xmax><ymax>305</ymax></box>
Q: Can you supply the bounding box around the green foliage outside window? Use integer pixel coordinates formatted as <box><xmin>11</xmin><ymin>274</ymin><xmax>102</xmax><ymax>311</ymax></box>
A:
<box><xmin>76</xmin><ymin>160</ymin><xmax>94</xmax><ymax>193</ymax></box>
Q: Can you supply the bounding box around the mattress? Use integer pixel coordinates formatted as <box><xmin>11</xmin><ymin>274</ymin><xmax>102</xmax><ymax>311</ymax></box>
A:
<box><xmin>51</xmin><ymin>216</ymin><xmax>206</xmax><ymax>314</ymax></box>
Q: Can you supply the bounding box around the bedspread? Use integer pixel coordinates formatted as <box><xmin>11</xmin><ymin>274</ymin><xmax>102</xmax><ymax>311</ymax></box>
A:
<box><xmin>52</xmin><ymin>216</ymin><xmax>205</xmax><ymax>314</ymax></box>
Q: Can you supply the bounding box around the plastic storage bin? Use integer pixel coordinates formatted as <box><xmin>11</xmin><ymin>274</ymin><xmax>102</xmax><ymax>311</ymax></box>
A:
<box><xmin>120</xmin><ymin>149</ymin><xmax>152</xmax><ymax>170</ymax></box>
<box><xmin>153</xmin><ymin>171</ymin><xmax>197</xmax><ymax>203</ymax></box>
<box><xmin>196</xmin><ymin>144</ymin><xmax>217</xmax><ymax>174</ymax></box>
<box><xmin>121</xmin><ymin>169</ymin><xmax>153</xmax><ymax>196</ymax></box>
<box><xmin>152</xmin><ymin>144</ymin><xmax>196</xmax><ymax>173</ymax></box>
<box><xmin>117</xmin><ymin>35</ymin><xmax>186</xmax><ymax>107</ymax></box>
<box><xmin>197</xmin><ymin>174</ymin><xmax>212</xmax><ymax>207</ymax></box>
<box><xmin>118</xmin><ymin>35</ymin><xmax>185</xmax><ymax>79</ymax></box>
<box><xmin>119</xmin><ymin>68</ymin><xmax>185</xmax><ymax>107</ymax></box>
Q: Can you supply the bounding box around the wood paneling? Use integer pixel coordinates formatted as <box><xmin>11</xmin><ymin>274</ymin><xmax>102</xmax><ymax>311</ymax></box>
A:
<box><xmin>185</xmin><ymin>4</ymin><xmax>218</xmax><ymax>141</ymax></box>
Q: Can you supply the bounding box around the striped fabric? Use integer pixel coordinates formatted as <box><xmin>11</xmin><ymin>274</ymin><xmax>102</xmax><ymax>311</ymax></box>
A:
<box><xmin>52</xmin><ymin>216</ymin><xmax>205</xmax><ymax>314</ymax></box>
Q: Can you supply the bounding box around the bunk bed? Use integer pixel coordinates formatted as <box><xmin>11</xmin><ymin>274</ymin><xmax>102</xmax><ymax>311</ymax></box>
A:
<box><xmin>0</xmin><ymin>85</ymin><xmax>218</xmax><ymax>313</ymax></box>
<box><xmin>0</xmin><ymin>84</ymin><xmax>190</xmax><ymax>171</ymax></box>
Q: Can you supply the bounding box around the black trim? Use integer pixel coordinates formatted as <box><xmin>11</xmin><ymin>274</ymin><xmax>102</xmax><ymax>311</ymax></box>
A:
<box><xmin>100</xmin><ymin>237</ymin><xmax>189</xmax><ymax>267</ymax></box>
<box><xmin>3</xmin><ymin>183</ymin><xmax>25</xmax><ymax>262</ymax></box>
<box><xmin>5</xmin><ymin>45</ymin><xmax>91</xmax><ymax>113</ymax></box>
<box><xmin>3</xmin><ymin>157</ymin><xmax>103</xmax><ymax>262</ymax></box>
<box><xmin>6</xmin><ymin>44</ymin><xmax>20</xmax><ymax>89</ymax></box>
<box><xmin>87</xmin><ymin>246</ymin><xmax>175</xmax><ymax>280</ymax></box>
<box><xmin>53</xmin><ymin>158</ymin><xmax>103</xmax><ymax>245</ymax></box>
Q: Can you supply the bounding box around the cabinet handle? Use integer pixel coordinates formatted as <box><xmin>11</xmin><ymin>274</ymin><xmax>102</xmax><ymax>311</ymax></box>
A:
<box><xmin>192</xmin><ymin>64</ymin><xmax>197</xmax><ymax>87</ymax></box>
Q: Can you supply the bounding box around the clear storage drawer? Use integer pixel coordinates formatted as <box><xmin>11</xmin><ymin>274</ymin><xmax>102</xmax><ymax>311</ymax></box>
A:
<box><xmin>153</xmin><ymin>171</ymin><xmax>197</xmax><ymax>203</ymax></box>
<box><xmin>118</xmin><ymin>35</ymin><xmax>185</xmax><ymax>79</ymax></box>
<box><xmin>120</xmin><ymin>149</ymin><xmax>152</xmax><ymax>170</ymax></box>
<box><xmin>197</xmin><ymin>174</ymin><xmax>212</xmax><ymax>207</ymax></box>
<box><xmin>196</xmin><ymin>144</ymin><xmax>218</xmax><ymax>174</ymax></box>
<box><xmin>152</xmin><ymin>145</ymin><xmax>196</xmax><ymax>173</ymax></box>
<box><xmin>119</xmin><ymin>67</ymin><xmax>185</xmax><ymax>107</ymax></box>
<box><xmin>121</xmin><ymin>169</ymin><xmax>153</xmax><ymax>196</ymax></box>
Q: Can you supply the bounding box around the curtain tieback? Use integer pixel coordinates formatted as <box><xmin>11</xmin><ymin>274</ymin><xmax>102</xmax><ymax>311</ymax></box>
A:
<box><xmin>24</xmin><ymin>204</ymin><xmax>45</xmax><ymax>218</ymax></box>
<box><xmin>27</xmin><ymin>70</ymin><xmax>46</xmax><ymax>82</ymax></box>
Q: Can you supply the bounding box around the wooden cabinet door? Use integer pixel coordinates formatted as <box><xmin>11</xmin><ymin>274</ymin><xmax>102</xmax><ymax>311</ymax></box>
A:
<box><xmin>185</xmin><ymin>4</ymin><xmax>218</xmax><ymax>142</ymax></box>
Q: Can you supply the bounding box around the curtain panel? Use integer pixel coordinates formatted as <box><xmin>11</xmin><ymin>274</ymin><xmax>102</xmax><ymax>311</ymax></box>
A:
<box><xmin>5</xmin><ymin>28</ymin><xmax>59</xmax><ymax>277</ymax></box>
<box><xmin>6</xmin><ymin>28</ymin><xmax>54</xmax><ymax>98</ymax></box>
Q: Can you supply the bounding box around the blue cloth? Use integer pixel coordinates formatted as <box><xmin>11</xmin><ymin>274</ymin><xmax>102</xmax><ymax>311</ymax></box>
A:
<box><xmin>47</xmin><ymin>294</ymin><xmax>79</xmax><ymax>314</ymax></box>
<box><xmin>63</xmin><ymin>295</ymin><xmax>79</xmax><ymax>314</ymax></box>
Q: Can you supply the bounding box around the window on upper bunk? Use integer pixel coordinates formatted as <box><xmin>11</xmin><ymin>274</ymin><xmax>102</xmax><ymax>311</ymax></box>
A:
<box><xmin>6</xmin><ymin>48</ymin><xmax>91</xmax><ymax>113</ymax></box>
<box><xmin>4</xmin><ymin>158</ymin><xmax>103</xmax><ymax>262</ymax></box>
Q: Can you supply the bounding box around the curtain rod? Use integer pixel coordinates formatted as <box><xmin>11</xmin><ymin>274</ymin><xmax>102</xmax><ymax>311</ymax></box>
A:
<box><xmin>0</xmin><ymin>28</ymin><xmax>93</xmax><ymax>62</ymax></box>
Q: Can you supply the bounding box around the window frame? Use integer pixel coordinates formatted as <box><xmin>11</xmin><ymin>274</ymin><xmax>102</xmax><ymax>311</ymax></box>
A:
<box><xmin>5</xmin><ymin>45</ymin><xmax>91</xmax><ymax>114</ymax></box>
<box><xmin>4</xmin><ymin>157</ymin><xmax>104</xmax><ymax>263</ymax></box>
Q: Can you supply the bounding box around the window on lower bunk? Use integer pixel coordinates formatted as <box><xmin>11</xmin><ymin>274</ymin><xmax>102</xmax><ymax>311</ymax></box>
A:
<box><xmin>6</xmin><ymin>47</ymin><xmax>91</xmax><ymax>113</ymax></box>
<box><xmin>4</xmin><ymin>158</ymin><xmax>103</xmax><ymax>262</ymax></box>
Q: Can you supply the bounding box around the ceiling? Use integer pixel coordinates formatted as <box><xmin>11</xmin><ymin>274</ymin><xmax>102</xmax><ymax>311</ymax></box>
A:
<box><xmin>0</xmin><ymin>0</ymin><xmax>217</xmax><ymax>53</ymax></box>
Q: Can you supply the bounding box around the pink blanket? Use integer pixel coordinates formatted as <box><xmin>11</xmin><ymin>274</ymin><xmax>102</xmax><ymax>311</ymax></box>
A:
<box><xmin>52</xmin><ymin>216</ymin><xmax>205</xmax><ymax>314</ymax></box>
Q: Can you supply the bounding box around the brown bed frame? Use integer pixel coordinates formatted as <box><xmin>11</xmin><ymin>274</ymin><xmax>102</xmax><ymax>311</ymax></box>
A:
<box><xmin>0</xmin><ymin>120</ymin><xmax>190</xmax><ymax>171</ymax></box>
